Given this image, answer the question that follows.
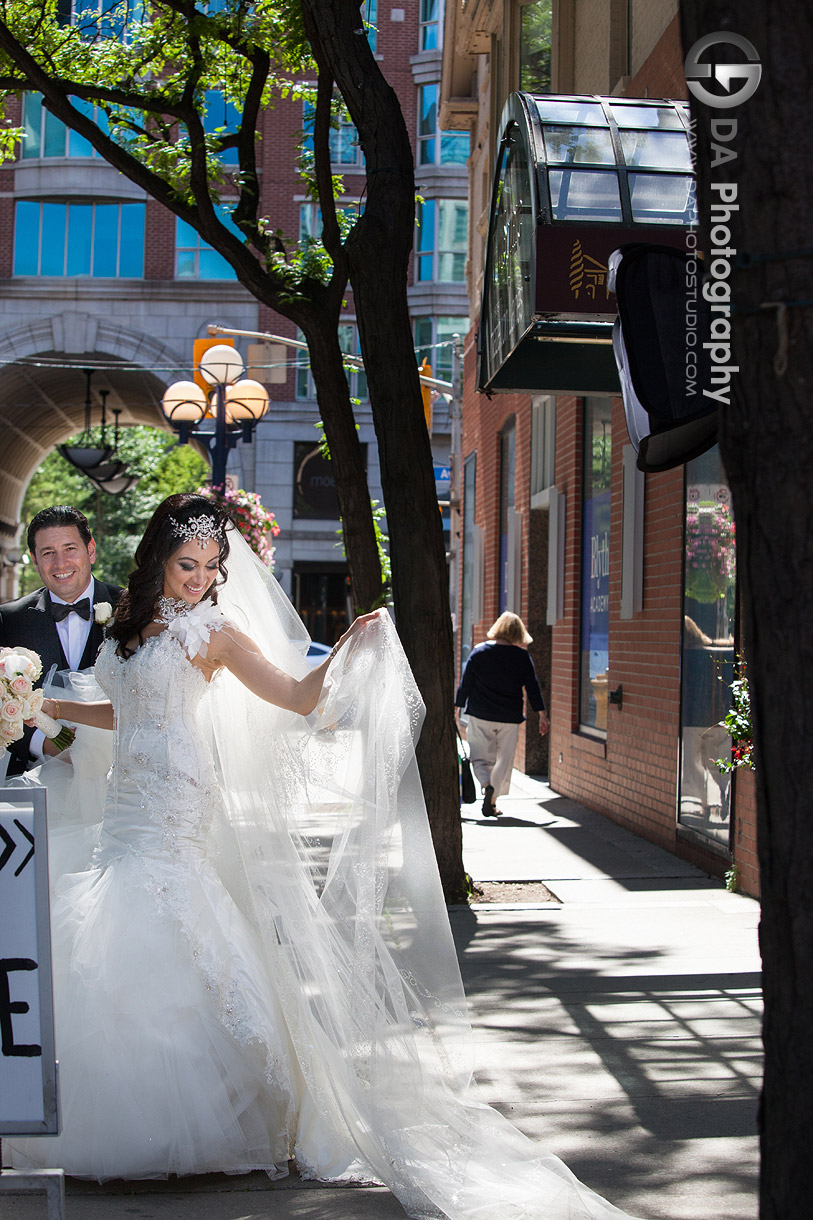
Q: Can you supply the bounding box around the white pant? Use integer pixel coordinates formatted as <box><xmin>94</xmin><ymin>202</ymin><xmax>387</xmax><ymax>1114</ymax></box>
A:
<box><xmin>465</xmin><ymin>716</ymin><xmax>520</xmax><ymax>798</ymax></box>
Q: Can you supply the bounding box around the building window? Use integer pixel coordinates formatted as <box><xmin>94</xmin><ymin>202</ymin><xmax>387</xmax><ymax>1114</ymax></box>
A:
<box><xmin>175</xmin><ymin>207</ymin><xmax>241</xmax><ymax>279</ymax></box>
<box><xmin>520</xmin><ymin>1</ymin><xmax>552</xmax><ymax>94</ymax></box>
<box><xmin>299</xmin><ymin>201</ymin><xmax>360</xmax><ymax>247</ymax></box>
<box><xmin>414</xmin><ymin>315</ymin><xmax>468</xmax><ymax>384</ymax></box>
<box><xmin>56</xmin><ymin>0</ymin><xmax>143</xmax><ymax>41</ymax></box>
<box><xmin>498</xmin><ymin>419</ymin><xmax>516</xmax><ymax>614</ymax></box>
<box><xmin>579</xmin><ymin>397</ymin><xmax>612</xmax><ymax>732</ymax></box>
<box><xmin>296</xmin><ymin>323</ymin><xmax>367</xmax><ymax>402</ymax></box>
<box><xmin>419</xmin><ymin>0</ymin><xmax>442</xmax><ymax>52</ymax></box>
<box><xmin>20</xmin><ymin>92</ymin><xmax>118</xmax><ymax>159</ymax></box>
<box><xmin>416</xmin><ymin>198</ymin><xmax>468</xmax><ymax>282</ymax></box>
<box><xmin>678</xmin><ymin>446</ymin><xmax>736</xmax><ymax>849</ymax></box>
<box><xmin>530</xmin><ymin>396</ymin><xmax>556</xmax><ymax>498</ymax></box>
<box><xmin>363</xmin><ymin>0</ymin><xmax>377</xmax><ymax>54</ymax></box>
<box><xmin>203</xmin><ymin>90</ymin><xmax>240</xmax><ymax>166</ymax></box>
<box><xmin>418</xmin><ymin>84</ymin><xmax>470</xmax><ymax>166</ymax></box>
<box><xmin>13</xmin><ymin>200</ymin><xmax>145</xmax><ymax>277</ymax></box>
<box><xmin>302</xmin><ymin>98</ymin><xmax>364</xmax><ymax>168</ymax></box>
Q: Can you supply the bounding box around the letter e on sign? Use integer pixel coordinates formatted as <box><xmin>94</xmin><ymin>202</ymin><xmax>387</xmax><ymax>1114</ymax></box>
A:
<box><xmin>0</xmin><ymin>791</ymin><xmax>59</xmax><ymax>1135</ymax></box>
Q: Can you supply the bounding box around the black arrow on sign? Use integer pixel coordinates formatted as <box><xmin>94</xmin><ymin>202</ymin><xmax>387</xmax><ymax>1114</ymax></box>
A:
<box><xmin>0</xmin><ymin>819</ymin><xmax>35</xmax><ymax>876</ymax></box>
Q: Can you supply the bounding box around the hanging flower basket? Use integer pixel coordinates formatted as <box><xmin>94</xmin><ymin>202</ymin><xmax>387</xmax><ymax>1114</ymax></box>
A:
<box><xmin>196</xmin><ymin>485</ymin><xmax>280</xmax><ymax>569</ymax></box>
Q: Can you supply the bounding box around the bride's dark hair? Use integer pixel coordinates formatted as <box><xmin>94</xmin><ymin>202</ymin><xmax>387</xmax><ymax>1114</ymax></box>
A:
<box><xmin>109</xmin><ymin>493</ymin><xmax>231</xmax><ymax>658</ymax></box>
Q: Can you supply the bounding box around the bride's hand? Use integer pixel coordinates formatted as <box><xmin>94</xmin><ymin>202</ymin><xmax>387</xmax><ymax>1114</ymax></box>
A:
<box><xmin>23</xmin><ymin>696</ymin><xmax>59</xmax><ymax>727</ymax></box>
<box><xmin>333</xmin><ymin>608</ymin><xmax>387</xmax><ymax>659</ymax></box>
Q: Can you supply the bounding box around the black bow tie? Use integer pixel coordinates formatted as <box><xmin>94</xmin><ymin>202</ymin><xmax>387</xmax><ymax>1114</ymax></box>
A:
<box><xmin>50</xmin><ymin>597</ymin><xmax>91</xmax><ymax>623</ymax></box>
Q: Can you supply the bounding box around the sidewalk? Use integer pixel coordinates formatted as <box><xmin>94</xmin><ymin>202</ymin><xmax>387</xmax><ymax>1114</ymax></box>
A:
<box><xmin>2</xmin><ymin>774</ymin><xmax>761</xmax><ymax>1220</ymax></box>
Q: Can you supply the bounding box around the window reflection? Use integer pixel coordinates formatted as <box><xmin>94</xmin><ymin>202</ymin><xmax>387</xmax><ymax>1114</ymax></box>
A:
<box><xmin>542</xmin><ymin>126</ymin><xmax>616</xmax><ymax>165</ymax></box>
<box><xmin>579</xmin><ymin>398</ymin><xmax>612</xmax><ymax>731</ymax></box>
<box><xmin>548</xmin><ymin>168</ymin><xmax>622</xmax><ymax>221</ymax></box>
<box><xmin>13</xmin><ymin>200</ymin><xmax>145</xmax><ymax>277</ymax></box>
<box><xmin>679</xmin><ymin>447</ymin><xmax>736</xmax><ymax>848</ymax></box>
<box><xmin>629</xmin><ymin>173</ymin><xmax>697</xmax><ymax>224</ymax></box>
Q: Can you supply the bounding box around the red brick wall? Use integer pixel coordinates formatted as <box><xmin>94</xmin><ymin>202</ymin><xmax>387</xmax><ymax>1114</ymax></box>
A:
<box><xmin>546</xmin><ymin>395</ymin><xmax>757</xmax><ymax>891</ymax></box>
<box><xmin>626</xmin><ymin>14</ymin><xmax>688</xmax><ymax>100</ymax></box>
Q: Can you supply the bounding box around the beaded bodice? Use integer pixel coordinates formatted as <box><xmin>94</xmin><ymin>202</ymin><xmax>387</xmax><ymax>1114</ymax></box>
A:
<box><xmin>93</xmin><ymin>605</ymin><xmax>227</xmax><ymax>857</ymax></box>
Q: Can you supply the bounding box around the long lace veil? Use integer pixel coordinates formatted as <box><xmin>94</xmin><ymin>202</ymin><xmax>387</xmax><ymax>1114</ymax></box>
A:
<box><xmin>204</xmin><ymin>527</ymin><xmax>636</xmax><ymax>1220</ymax></box>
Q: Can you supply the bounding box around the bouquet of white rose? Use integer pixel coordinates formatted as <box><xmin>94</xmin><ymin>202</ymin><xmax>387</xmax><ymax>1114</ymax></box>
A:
<box><xmin>0</xmin><ymin>646</ymin><xmax>75</xmax><ymax>753</ymax></box>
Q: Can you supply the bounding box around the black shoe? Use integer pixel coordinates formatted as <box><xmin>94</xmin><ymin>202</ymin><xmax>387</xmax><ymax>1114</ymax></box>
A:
<box><xmin>482</xmin><ymin>785</ymin><xmax>501</xmax><ymax>817</ymax></box>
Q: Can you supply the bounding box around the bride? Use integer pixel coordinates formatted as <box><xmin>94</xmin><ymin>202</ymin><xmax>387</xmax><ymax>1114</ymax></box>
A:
<box><xmin>7</xmin><ymin>493</ymin><xmax>637</xmax><ymax>1219</ymax></box>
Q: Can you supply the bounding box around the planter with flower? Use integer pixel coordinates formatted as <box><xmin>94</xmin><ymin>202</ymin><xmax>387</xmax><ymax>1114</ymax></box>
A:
<box><xmin>716</xmin><ymin>659</ymin><xmax>754</xmax><ymax>774</ymax></box>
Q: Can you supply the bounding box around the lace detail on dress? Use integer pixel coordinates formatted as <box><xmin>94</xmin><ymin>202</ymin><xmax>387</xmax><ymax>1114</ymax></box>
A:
<box><xmin>94</xmin><ymin>630</ymin><xmax>295</xmax><ymax>1102</ymax></box>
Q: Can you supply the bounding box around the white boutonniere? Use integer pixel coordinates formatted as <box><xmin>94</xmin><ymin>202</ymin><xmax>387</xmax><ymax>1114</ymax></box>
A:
<box><xmin>94</xmin><ymin>602</ymin><xmax>113</xmax><ymax>625</ymax></box>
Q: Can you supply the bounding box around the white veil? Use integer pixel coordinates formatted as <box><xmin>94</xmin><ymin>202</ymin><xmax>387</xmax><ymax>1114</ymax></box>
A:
<box><xmin>205</xmin><ymin>527</ymin><xmax>637</xmax><ymax>1220</ymax></box>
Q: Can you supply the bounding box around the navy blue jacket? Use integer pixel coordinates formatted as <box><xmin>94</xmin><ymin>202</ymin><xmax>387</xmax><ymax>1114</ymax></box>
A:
<box><xmin>455</xmin><ymin>641</ymin><xmax>545</xmax><ymax>724</ymax></box>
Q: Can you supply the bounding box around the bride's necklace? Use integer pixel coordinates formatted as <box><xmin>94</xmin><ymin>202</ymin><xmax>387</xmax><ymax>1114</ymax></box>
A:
<box><xmin>154</xmin><ymin>595</ymin><xmax>193</xmax><ymax>625</ymax></box>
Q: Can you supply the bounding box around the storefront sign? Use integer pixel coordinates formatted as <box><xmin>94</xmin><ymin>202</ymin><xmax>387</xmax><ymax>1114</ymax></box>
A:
<box><xmin>0</xmin><ymin>790</ymin><xmax>58</xmax><ymax>1135</ymax></box>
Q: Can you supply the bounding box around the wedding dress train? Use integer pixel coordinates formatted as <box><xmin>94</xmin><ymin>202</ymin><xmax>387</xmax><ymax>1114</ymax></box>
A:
<box><xmin>7</xmin><ymin>530</ymin><xmax>638</xmax><ymax>1219</ymax></box>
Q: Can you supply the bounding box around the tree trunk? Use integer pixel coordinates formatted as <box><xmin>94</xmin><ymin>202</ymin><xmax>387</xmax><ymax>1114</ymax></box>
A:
<box><xmin>300</xmin><ymin>0</ymin><xmax>467</xmax><ymax>899</ymax></box>
<box><xmin>300</xmin><ymin>310</ymin><xmax>387</xmax><ymax>612</ymax></box>
<box><xmin>680</xmin><ymin>5</ymin><xmax>813</xmax><ymax>1216</ymax></box>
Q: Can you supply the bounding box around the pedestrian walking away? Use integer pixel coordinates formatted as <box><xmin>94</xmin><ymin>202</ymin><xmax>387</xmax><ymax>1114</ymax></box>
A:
<box><xmin>455</xmin><ymin>612</ymin><xmax>549</xmax><ymax>817</ymax></box>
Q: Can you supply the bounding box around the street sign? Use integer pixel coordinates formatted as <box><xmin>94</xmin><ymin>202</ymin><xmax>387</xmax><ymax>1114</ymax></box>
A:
<box><xmin>0</xmin><ymin>789</ymin><xmax>58</xmax><ymax>1135</ymax></box>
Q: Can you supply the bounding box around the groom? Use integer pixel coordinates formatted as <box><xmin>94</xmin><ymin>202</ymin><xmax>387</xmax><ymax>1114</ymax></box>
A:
<box><xmin>0</xmin><ymin>504</ymin><xmax>122</xmax><ymax>778</ymax></box>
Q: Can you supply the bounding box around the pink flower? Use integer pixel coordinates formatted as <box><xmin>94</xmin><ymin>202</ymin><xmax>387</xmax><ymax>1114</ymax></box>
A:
<box><xmin>10</xmin><ymin>674</ymin><xmax>33</xmax><ymax>697</ymax></box>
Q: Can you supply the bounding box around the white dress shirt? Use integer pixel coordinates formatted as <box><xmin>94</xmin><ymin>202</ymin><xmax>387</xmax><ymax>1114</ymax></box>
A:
<box><xmin>30</xmin><ymin>577</ymin><xmax>96</xmax><ymax>762</ymax></box>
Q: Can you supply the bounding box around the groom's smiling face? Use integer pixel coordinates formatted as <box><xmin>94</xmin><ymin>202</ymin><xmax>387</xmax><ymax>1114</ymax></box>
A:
<box><xmin>31</xmin><ymin>525</ymin><xmax>96</xmax><ymax>604</ymax></box>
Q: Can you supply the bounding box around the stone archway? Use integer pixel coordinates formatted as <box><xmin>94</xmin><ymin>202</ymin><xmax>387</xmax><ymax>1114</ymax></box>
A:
<box><xmin>0</xmin><ymin>314</ymin><xmax>189</xmax><ymax>598</ymax></box>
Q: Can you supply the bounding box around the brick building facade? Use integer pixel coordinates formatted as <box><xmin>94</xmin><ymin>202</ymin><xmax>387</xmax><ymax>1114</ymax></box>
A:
<box><xmin>443</xmin><ymin>0</ymin><xmax>758</xmax><ymax>896</ymax></box>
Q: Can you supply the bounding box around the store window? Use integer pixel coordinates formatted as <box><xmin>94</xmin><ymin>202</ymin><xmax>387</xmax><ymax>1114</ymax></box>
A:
<box><xmin>13</xmin><ymin>200</ymin><xmax>145</xmax><ymax>277</ymax></box>
<box><xmin>416</xmin><ymin>198</ymin><xmax>468</xmax><ymax>282</ymax></box>
<box><xmin>579</xmin><ymin>397</ymin><xmax>612</xmax><ymax>731</ymax></box>
<box><xmin>175</xmin><ymin>207</ymin><xmax>240</xmax><ymax>279</ymax></box>
<box><xmin>678</xmin><ymin>446</ymin><xmax>736</xmax><ymax>848</ymax></box>
<box><xmin>292</xmin><ymin>567</ymin><xmax>351</xmax><ymax>644</ymax></box>
<box><xmin>498</xmin><ymin>419</ymin><xmax>516</xmax><ymax>614</ymax></box>
<box><xmin>418</xmin><ymin>84</ymin><xmax>470</xmax><ymax>166</ymax></box>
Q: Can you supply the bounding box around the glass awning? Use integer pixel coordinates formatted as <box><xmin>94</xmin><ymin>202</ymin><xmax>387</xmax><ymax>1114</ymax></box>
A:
<box><xmin>478</xmin><ymin>93</ymin><xmax>697</xmax><ymax>396</ymax></box>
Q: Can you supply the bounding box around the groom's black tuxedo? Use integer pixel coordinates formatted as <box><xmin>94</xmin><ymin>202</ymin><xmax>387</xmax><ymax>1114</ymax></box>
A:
<box><xmin>0</xmin><ymin>578</ymin><xmax>123</xmax><ymax>777</ymax></box>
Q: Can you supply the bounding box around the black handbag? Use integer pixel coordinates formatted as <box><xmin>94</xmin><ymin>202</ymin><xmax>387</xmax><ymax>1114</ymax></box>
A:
<box><xmin>456</xmin><ymin>726</ymin><xmax>477</xmax><ymax>805</ymax></box>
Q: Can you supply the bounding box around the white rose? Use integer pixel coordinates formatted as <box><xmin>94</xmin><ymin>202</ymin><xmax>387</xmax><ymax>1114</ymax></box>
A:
<box><xmin>95</xmin><ymin>602</ymin><xmax>113</xmax><ymax>625</ymax></box>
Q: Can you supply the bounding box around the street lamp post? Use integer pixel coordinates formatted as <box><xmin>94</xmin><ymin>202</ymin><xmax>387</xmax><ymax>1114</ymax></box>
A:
<box><xmin>161</xmin><ymin>345</ymin><xmax>270</xmax><ymax>491</ymax></box>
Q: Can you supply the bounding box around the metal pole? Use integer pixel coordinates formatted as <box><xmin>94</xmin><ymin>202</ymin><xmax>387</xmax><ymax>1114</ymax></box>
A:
<box><xmin>212</xmin><ymin>382</ymin><xmax>228</xmax><ymax>491</ymax></box>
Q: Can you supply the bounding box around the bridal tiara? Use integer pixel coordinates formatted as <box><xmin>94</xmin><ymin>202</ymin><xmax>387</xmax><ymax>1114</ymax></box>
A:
<box><xmin>170</xmin><ymin>515</ymin><xmax>225</xmax><ymax>546</ymax></box>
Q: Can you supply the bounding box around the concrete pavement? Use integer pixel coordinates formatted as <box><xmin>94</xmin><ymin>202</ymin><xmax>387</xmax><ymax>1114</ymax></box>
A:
<box><xmin>2</xmin><ymin>773</ymin><xmax>761</xmax><ymax>1220</ymax></box>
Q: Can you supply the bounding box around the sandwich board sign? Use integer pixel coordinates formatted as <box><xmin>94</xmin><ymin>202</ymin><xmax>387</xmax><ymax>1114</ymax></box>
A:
<box><xmin>0</xmin><ymin>788</ymin><xmax>58</xmax><ymax>1136</ymax></box>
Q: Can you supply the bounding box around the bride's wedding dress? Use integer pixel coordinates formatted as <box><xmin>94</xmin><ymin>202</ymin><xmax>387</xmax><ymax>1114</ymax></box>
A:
<box><xmin>7</xmin><ymin>530</ymin><xmax>637</xmax><ymax>1220</ymax></box>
